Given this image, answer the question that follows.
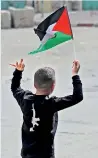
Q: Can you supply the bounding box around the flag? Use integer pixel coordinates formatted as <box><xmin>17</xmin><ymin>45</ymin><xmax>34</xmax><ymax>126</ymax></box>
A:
<box><xmin>29</xmin><ymin>6</ymin><xmax>73</xmax><ymax>55</ymax></box>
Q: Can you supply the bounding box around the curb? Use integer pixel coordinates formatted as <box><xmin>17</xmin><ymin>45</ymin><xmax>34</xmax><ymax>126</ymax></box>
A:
<box><xmin>76</xmin><ymin>23</ymin><xmax>98</xmax><ymax>27</ymax></box>
<box><xmin>77</xmin><ymin>23</ymin><xmax>93</xmax><ymax>27</ymax></box>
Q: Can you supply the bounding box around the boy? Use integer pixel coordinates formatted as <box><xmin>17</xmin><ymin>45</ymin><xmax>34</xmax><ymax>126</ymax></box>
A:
<box><xmin>11</xmin><ymin>59</ymin><xmax>83</xmax><ymax>158</ymax></box>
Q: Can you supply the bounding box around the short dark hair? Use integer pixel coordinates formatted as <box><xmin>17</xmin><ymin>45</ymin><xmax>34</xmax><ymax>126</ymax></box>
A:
<box><xmin>34</xmin><ymin>67</ymin><xmax>55</xmax><ymax>90</ymax></box>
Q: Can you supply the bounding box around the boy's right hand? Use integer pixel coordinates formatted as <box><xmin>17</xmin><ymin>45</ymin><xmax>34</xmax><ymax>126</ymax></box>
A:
<box><xmin>10</xmin><ymin>59</ymin><xmax>25</xmax><ymax>71</ymax></box>
<box><xmin>72</xmin><ymin>60</ymin><xmax>80</xmax><ymax>76</ymax></box>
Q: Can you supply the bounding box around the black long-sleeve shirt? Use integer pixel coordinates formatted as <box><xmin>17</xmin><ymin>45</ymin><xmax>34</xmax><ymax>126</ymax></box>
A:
<box><xmin>11</xmin><ymin>69</ymin><xmax>83</xmax><ymax>158</ymax></box>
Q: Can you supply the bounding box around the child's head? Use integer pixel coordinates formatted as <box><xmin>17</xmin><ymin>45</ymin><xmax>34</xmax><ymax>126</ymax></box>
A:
<box><xmin>34</xmin><ymin>67</ymin><xmax>55</xmax><ymax>95</ymax></box>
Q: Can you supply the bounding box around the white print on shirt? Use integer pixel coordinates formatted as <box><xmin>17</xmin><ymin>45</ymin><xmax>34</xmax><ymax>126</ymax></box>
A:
<box><xmin>30</xmin><ymin>103</ymin><xmax>40</xmax><ymax>132</ymax></box>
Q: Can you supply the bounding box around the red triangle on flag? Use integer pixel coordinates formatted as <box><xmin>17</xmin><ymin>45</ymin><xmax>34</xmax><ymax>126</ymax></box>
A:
<box><xmin>53</xmin><ymin>8</ymin><xmax>73</xmax><ymax>36</ymax></box>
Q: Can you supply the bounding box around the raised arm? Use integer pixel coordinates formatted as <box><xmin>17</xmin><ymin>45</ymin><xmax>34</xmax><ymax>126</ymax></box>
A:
<box><xmin>11</xmin><ymin>59</ymin><xmax>25</xmax><ymax>111</ymax></box>
<box><xmin>52</xmin><ymin>60</ymin><xmax>83</xmax><ymax>112</ymax></box>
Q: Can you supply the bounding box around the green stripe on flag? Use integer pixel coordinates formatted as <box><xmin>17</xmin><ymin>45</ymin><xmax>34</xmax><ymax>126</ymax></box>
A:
<box><xmin>29</xmin><ymin>32</ymin><xmax>72</xmax><ymax>55</ymax></box>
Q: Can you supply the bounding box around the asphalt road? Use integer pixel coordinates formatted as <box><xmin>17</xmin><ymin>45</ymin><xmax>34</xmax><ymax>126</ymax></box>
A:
<box><xmin>1</xmin><ymin>27</ymin><xmax>98</xmax><ymax>158</ymax></box>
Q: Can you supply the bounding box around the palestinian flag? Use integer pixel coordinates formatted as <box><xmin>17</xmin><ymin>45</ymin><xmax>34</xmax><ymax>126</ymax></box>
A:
<box><xmin>29</xmin><ymin>6</ymin><xmax>73</xmax><ymax>55</ymax></box>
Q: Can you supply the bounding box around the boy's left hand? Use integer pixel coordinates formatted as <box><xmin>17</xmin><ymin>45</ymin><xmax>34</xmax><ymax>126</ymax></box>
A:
<box><xmin>10</xmin><ymin>59</ymin><xmax>25</xmax><ymax>71</ymax></box>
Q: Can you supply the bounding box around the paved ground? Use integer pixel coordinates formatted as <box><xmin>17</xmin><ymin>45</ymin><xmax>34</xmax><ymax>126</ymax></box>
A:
<box><xmin>1</xmin><ymin>27</ymin><xmax>98</xmax><ymax>158</ymax></box>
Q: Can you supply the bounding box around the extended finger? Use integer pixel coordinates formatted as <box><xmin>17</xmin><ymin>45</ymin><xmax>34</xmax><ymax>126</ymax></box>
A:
<box><xmin>22</xmin><ymin>64</ymin><xmax>25</xmax><ymax>68</ymax></box>
<box><xmin>19</xmin><ymin>59</ymin><xmax>23</xmax><ymax>67</ymax></box>
<box><xmin>9</xmin><ymin>64</ymin><xmax>16</xmax><ymax>67</ymax></box>
<box><xmin>20</xmin><ymin>59</ymin><xmax>23</xmax><ymax>63</ymax></box>
<box><xmin>16</xmin><ymin>62</ymin><xmax>18</xmax><ymax>67</ymax></box>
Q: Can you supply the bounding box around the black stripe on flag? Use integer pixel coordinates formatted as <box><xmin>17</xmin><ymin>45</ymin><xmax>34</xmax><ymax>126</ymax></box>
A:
<box><xmin>34</xmin><ymin>6</ymin><xmax>65</xmax><ymax>41</ymax></box>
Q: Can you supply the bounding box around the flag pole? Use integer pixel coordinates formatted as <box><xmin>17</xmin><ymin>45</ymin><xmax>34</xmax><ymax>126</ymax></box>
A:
<box><xmin>41</xmin><ymin>0</ymin><xmax>44</xmax><ymax>18</ymax></box>
<box><xmin>65</xmin><ymin>6</ymin><xmax>76</xmax><ymax>60</ymax></box>
<box><xmin>72</xmin><ymin>40</ymin><xmax>76</xmax><ymax>60</ymax></box>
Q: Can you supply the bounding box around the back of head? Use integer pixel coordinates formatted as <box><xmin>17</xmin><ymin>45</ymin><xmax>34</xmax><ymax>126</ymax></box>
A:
<box><xmin>34</xmin><ymin>67</ymin><xmax>55</xmax><ymax>90</ymax></box>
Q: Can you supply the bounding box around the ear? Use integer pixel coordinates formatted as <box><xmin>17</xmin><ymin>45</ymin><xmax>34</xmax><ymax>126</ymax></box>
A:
<box><xmin>51</xmin><ymin>82</ymin><xmax>55</xmax><ymax>91</ymax></box>
<box><xmin>34</xmin><ymin>83</ymin><xmax>37</xmax><ymax>89</ymax></box>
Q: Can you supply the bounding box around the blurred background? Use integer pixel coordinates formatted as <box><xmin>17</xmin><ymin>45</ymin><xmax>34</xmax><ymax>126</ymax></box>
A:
<box><xmin>1</xmin><ymin>0</ymin><xmax>98</xmax><ymax>12</ymax></box>
<box><xmin>1</xmin><ymin>0</ymin><xmax>98</xmax><ymax>29</ymax></box>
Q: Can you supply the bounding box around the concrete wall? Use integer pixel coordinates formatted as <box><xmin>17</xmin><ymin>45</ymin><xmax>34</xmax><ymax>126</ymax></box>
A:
<box><xmin>1</xmin><ymin>10</ymin><xmax>11</xmax><ymax>29</ymax></box>
<box><xmin>9</xmin><ymin>6</ymin><xmax>35</xmax><ymax>28</ymax></box>
<box><xmin>68</xmin><ymin>11</ymin><xmax>98</xmax><ymax>26</ymax></box>
<box><xmin>34</xmin><ymin>11</ymin><xmax>98</xmax><ymax>26</ymax></box>
<box><xmin>1</xmin><ymin>1</ymin><xmax>98</xmax><ymax>29</ymax></box>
